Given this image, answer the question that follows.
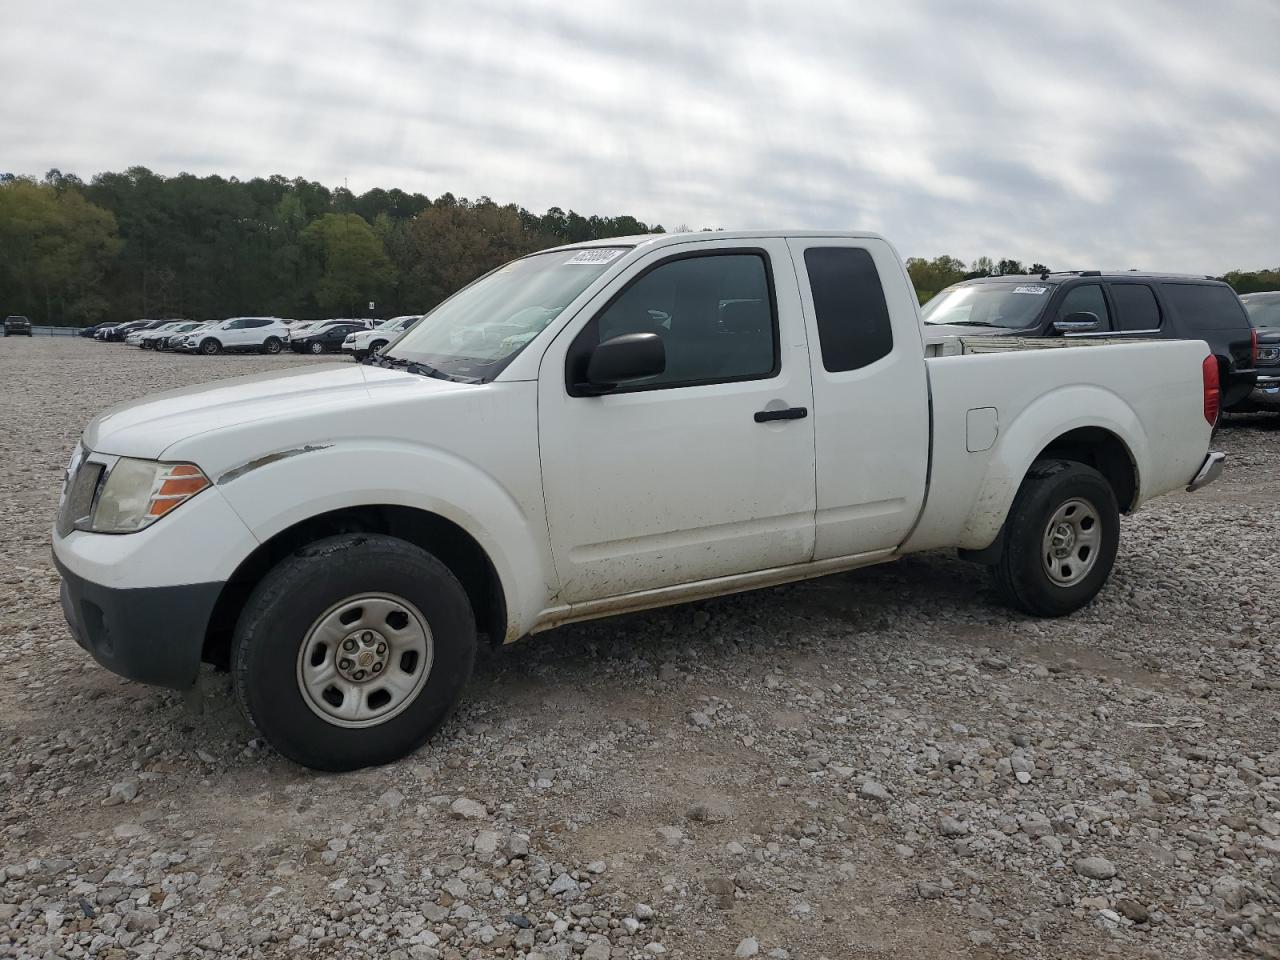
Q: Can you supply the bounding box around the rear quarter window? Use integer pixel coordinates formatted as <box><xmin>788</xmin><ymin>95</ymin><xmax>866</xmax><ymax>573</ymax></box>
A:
<box><xmin>803</xmin><ymin>247</ymin><xmax>893</xmax><ymax>372</ymax></box>
<box><xmin>1160</xmin><ymin>282</ymin><xmax>1251</xmax><ymax>331</ymax></box>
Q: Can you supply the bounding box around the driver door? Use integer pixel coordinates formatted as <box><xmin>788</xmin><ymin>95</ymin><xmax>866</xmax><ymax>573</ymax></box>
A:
<box><xmin>537</xmin><ymin>239</ymin><xmax>818</xmax><ymax>603</ymax></box>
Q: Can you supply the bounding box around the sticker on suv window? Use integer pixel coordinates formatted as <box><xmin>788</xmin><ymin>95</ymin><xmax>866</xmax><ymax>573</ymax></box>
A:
<box><xmin>1013</xmin><ymin>285</ymin><xmax>1048</xmax><ymax>295</ymax></box>
<box><xmin>565</xmin><ymin>248</ymin><xmax>625</xmax><ymax>265</ymax></box>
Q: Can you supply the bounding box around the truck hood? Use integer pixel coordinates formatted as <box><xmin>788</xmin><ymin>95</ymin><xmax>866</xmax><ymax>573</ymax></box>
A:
<box><xmin>84</xmin><ymin>362</ymin><xmax>446</xmax><ymax>460</ymax></box>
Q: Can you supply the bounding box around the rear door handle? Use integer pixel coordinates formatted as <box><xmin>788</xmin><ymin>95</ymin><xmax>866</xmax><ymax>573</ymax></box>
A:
<box><xmin>754</xmin><ymin>406</ymin><xmax>808</xmax><ymax>423</ymax></box>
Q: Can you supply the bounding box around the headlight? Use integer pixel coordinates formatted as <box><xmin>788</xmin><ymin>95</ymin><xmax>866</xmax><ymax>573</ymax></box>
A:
<box><xmin>81</xmin><ymin>459</ymin><xmax>211</xmax><ymax>533</ymax></box>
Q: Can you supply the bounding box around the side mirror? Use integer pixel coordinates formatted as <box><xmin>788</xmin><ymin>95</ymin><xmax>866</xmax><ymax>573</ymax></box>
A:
<box><xmin>582</xmin><ymin>333</ymin><xmax>665</xmax><ymax>393</ymax></box>
<box><xmin>1052</xmin><ymin>312</ymin><xmax>1101</xmax><ymax>335</ymax></box>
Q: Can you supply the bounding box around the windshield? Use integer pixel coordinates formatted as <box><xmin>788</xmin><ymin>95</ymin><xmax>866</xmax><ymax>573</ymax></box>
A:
<box><xmin>921</xmin><ymin>281</ymin><xmax>1056</xmax><ymax>328</ymax></box>
<box><xmin>386</xmin><ymin>247</ymin><xmax>629</xmax><ymax>379</ymax></box>
<box><xmin>1241</xmin><ymin>294</ymin><xmax>1280</xmax><ymax>329</ymax></box>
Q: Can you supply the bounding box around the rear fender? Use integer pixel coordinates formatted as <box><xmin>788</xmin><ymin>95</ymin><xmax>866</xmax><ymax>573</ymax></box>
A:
<box><xmin>959</xmin><ymin>385</ymin><xmax>1145</xmax><ymax>550</ymax></box>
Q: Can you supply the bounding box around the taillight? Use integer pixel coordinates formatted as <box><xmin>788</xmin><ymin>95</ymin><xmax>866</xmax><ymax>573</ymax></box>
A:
<box><xmin>1202</xmin><ymin>355</ymin><xmax>1220</xmax><ymax>426</ymax></box>
<box><xmin>1251</xmin><ymin>327</ymin><xmax>1259</xmax><ymax>367</ymax></box>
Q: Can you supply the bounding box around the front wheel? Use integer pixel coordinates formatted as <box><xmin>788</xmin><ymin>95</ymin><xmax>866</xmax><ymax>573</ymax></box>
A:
<box><xmin>990</xmin><ymin>459</ymin><xmax>1119</xmax><ymax>617</ymax></box>
<box><xmin>200</xmin><ymin>338</ymin><xmax>221</xmax><ymax>355</ymax></box>
<box><xmin>262</xmin><ymin>336</ymin><xmax>282</xmax><ymax>354</ymax></box>
<box><xmin>369</xmin><ymin>340</ymin><xmax>388</xmax><ymax>355</ymax></box>
<box><xmin>309</xmin><ymin>341</ymin><xmax>325</xmax><ymax>355</ymax></box>
<box><xmin>232</xmin><ymin>534</ymin><xmax>477</xmax><ymax>770</ymax></box>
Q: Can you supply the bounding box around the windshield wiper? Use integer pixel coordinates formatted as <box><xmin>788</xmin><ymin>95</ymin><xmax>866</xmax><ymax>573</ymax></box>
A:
<box><xmin>935</xmin><ymin>320</ymin><xmax>1005</xmax><ymax>327</ymax></box>
<box><xmin>372</xmin><ymin>353</ymin><xmax>451</xmax><ymax>380</ymax></box>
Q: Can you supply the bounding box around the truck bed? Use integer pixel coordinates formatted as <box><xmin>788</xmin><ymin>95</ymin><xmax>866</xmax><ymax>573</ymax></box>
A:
<box><xmin>905</xmin><ymin>337</ymin><xmax>1212</xmax><ymax>554</ymax></box>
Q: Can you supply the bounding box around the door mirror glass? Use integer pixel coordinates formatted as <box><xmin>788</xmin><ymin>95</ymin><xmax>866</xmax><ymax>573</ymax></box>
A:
<box><xmin>1052</xmin><ymin>312</ymin><xmax>1101</xmax><ymax>334</ymax></box>
<box><xmin>584</xmin><ymin>333</ymin><xmax>666</xmax><ymax>392</ymax></box>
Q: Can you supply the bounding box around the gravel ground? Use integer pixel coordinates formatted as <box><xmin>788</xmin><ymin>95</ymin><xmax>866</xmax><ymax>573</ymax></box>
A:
<box><xmin>1</xmin><ymin>336</ymin><xmax>1278</xmax><ymax>960</ymax></box>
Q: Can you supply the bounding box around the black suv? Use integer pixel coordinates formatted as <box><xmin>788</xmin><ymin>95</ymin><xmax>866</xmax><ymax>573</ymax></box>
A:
<box><xmin>922</xmin><ymin>272</ymin><xmax>1258</xmax><ymax>410</ymax></box>
<box><xmin>4</xmin><ymin>315</ymin><xmax>32</xmax><ymax>336</ymax></box>
<box><xmin>1240</xmin><ymin>292</ymin><xmax>1279</xmax><ymax>410</ymax></box>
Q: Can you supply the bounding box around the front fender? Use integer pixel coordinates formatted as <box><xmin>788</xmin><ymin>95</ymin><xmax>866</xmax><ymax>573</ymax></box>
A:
<box><xmin>210</xmin><ymin>439</ymin><xmax>557</xmax><ymax>637</ymax></box>
<box><xmin>959</xmin><ymin>384</ymin><xmax>1145</xmax><ymax>549</ymax></box>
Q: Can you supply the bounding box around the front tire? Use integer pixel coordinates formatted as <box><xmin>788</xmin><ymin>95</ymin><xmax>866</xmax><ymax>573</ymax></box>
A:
<box><xmin>990</xmin><ymin>459</ymin><xmax>1119</xmax><ymax>617</ymax></box>
<box><xmin>309</xmin><ymin>341</ymin><xmax>325</xmax><ymax>355</ymax></box>
<box><xmin>370</xmin><ymin>340</ymin><xmax>388</xmax><ymax>355</ymax></box>
<box><xmin>232</xmin><ymin>534</ymin><xmax>477</xmax><ymax>771</ymax></box>
<box><xmin>200</xmin><ymin>338</ymin><xmax>222</xmax><ymax>356</ymax></box>
<box><xmin>263</xmin><ymin>336</ymin><xmax>282</xmax><ymax>354</ymax></box>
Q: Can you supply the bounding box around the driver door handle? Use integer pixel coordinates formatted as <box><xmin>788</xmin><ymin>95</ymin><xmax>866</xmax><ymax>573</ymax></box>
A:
<box><xmin>754</xmin><ymin>406</ymin><xmax>808</xmax><ymax>423</ymax></box>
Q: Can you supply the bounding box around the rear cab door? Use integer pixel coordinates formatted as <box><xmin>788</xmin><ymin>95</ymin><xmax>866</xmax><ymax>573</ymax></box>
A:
<box><xmin>785</xmin><ymin>236</ymin><xmax>929</xmax><ymax>558</ymax></box>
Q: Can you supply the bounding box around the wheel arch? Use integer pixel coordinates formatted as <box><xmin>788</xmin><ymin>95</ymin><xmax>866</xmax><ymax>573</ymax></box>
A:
<box><xmin>957</xmin><ymin>385</ymin><xmax>1147</xmax><ymax>552</ymax></box>
<box><xmin>203</xmin><ymin>504</ymin><xmax>508</xmax><ymax>670</ymax></box>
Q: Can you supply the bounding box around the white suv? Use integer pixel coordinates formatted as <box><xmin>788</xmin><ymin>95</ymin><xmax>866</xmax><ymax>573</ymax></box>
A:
<box><xmin>342</xmin><ymin>315</ymin><xmax>423</xmax><ymax>359</ymax></box>
<box><xmin>177</xmin><ymin>317</ymin><xmax>293</xmax><ymax>355</ymax></box>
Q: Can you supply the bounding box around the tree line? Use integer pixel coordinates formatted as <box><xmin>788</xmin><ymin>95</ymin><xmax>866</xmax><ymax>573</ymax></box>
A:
<box><xmin>0</xmin><ymin>168</ymin><xmax>661</xmax><ymax>326</ymax></box>
<box><xmin>1</xmin><ymin>168</ymin><xmax>1276</xmax><ymax>325</ymax></box>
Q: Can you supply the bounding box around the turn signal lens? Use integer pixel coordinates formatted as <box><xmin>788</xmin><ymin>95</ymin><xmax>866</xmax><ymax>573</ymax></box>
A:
<box><xmin>146</xmin><ymin>463</ymin><xmax>210</xmax><ymax>519</ymax></box>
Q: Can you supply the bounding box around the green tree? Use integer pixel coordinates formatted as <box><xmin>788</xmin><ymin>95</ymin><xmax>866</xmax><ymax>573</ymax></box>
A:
<box><xmin>301</xmin><ymin>213</ymin><xmax>395</xmax><ymax>316</ymax></box>
<box><xmin>0</xmin><ymin>177</ymin><xmax>122</xmax><ymax>324</ymax></box>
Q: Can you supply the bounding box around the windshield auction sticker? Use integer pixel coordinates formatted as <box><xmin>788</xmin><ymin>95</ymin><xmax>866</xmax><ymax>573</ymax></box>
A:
<box><xmin>1012</xmin><ymin>285</ymin><xmax>1048</xmax><ymax>295</ymax></box>
<box><xmin>565</xmin><ymin>248</ymin><xmax>626</xmax><ymax>265</ymax></box>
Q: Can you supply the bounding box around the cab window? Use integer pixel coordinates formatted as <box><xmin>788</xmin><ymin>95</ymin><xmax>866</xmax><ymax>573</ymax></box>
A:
<box><xmin>569</xmin><ymin>251</ymin><xmax>778</xmax><ymax>392</ymax></box>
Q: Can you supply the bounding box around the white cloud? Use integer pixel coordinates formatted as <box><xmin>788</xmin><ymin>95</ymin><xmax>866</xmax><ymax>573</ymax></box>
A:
<box><xmin>1</xmin><ymin>0</ymin><xmax>1276</xmax><ymax>272</ymax></box>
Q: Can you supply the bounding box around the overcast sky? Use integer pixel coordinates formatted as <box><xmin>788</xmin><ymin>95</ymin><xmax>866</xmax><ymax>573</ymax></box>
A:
<box><xmin>3</xmin><ymin>0</ymin><xmax>1277</xmax><ymax>272</ymax></box>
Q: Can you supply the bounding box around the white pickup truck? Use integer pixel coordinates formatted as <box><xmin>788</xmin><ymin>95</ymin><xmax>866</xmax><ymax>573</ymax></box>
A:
<box><xmin>52</xmin><ymin>231</ymin><xmax>1224</xmax><ymax>770</ymax></box>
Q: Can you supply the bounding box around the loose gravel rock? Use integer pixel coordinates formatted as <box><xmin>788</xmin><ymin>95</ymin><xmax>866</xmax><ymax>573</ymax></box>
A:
<box><xmin>1</xmin><ymin>338</ymin><xmax>1278</xmax><ymax>958</ymax></box>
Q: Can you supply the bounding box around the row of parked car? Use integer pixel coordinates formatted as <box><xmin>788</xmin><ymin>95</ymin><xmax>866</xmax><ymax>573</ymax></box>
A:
<box><xmin>920</xmin><ymin>274</ymin><xmax>1280</xmax><ymax>413</ymax></box>
<box><xmin>79</xmin><ymin>315</ymin><xmax>425</xmax><ymax>360</ymax></box>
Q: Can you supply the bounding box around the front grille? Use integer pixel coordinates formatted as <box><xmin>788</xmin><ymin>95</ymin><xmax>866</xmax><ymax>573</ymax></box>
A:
<box><xmin>56</xmin><ymin>460</ymin><xmax>104</xmax><ymax>537</ymax></box>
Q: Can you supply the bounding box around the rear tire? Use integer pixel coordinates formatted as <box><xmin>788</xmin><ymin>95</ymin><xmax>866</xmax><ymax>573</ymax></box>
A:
<box><xmin>263</xmin><ymin>336</ymin><xmax>282</xmax><ymax>354</ymax></box>
<box><xmin>990</xmin><ymin>459</ymin><xmax>1119</xmax><ymax>617</ymax></box>
<box><xmin>200</xmin><ymin>338</ymin><xmax>221</xmax><ymax>356</ymax></box>
<box><xmin>232</xmin><ymin>534</ymin><xmax>476</xmax><ymax>771</ymax></box>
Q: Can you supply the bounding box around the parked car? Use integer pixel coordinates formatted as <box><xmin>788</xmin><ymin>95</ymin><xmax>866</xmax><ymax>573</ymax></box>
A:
<box><xmin>173</xmin><ymin>317</ymin><xmax>292</xmax><ymax>355</ymax></box>
<box><xmin>124</xmin><ymin>320</ymin><xmax>176</xmax><ymax>346</ymax></box>
<box><xmin>52</xmin><ymin>231</ymin><xmax>1226</xmax><ymax>770</ymax></box>
<box><xmin>4</xmin><ymin>315</ymin><xmax>32</xmax><ymax>336</ymax></box>
<box><xmin>343</xmin><ymin>315</ymin><xmax>423</xmax><ymax>359</ymax></box>
<box><xmin>1240</xmin><ymin>292</ymin><xmax>1280</xmax><ymax>410</ymax></box>
<box><xmin>921</xmin><ymin>272</ymin><xmax>1258</xmax><ymax>411</ymax></box>
<box><xmin>135</xmin><ymin>321</ymin><xmax>190</xmax><ymax>349</ymax></box>
<box><xmin>290</xmin><ymin>321</ymin><xmax>370</xmax><ymax>354</ymax></box>
<box><xmin>102</xmin><ymin>321</ymin><xmax>152</xmax><ymax>342</ymax></box>
<box><xmin>79</xmin><ymin>323</ymin><xmax>113</xmax><ymax>338</ymax></box>
<box><xmin>152</xmin><ymin>321</ymin><xmax>208</xmax><ymax>351</ymax></box>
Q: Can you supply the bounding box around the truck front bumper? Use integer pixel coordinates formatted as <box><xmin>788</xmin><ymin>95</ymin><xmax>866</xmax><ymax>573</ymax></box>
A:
<box><xmin>1187</xmin><ymin>451</ymin><xmax>1226</xmax><ymax>493</ymax></box>
<box><xmin>55</xmin><ymin>554</ymin><xmax>221</xmax><ymax>689</ymax></box>
<box><xmin>51</xmin><ymin>477</ymin><xmax>257</xmax><ymax>689</ymax></box>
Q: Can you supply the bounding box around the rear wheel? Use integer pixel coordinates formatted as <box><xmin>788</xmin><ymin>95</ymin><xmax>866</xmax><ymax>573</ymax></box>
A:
<box><xmin>990</xmin><ymin>459</ymin><xmax>1119</xmax><ymax>617</ymax></box>
<box><xmin>200</xmin><ymin>338</ymin><xmax>222</xmax><ymax>355</ymax></box>
<box><xmin>263</xmin><ymin>336</ymin><xmax>282</xmax><ymax>354</ymax></box>
<box><xmin>232</xmin><ymin>534</ymin><xmax>476</xmax><ymax>770</ymax></box>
